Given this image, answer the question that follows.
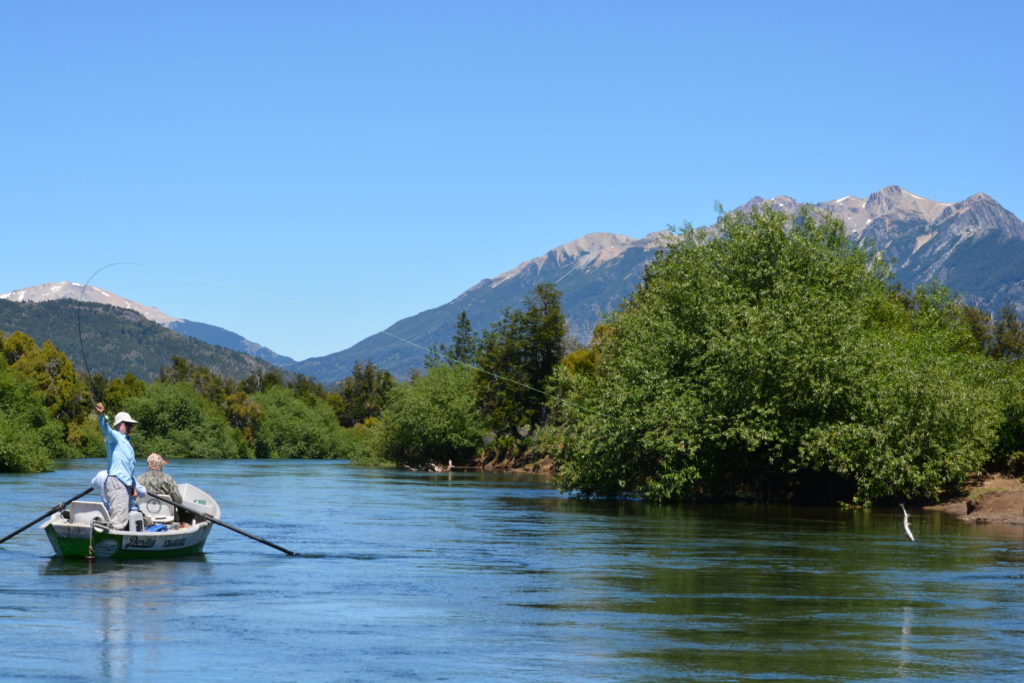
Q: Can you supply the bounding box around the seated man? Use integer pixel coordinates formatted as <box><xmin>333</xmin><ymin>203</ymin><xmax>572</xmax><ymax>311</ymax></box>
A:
<box><xmin>137</xmin><ymin>453</ymin><xmax>182</xmax><ymax>504</ymax></box>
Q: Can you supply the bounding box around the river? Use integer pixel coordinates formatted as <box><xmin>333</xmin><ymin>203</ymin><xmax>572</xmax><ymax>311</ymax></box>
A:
<box><xmin>2</xmin><ymin>459</ymin><xmax>1024</xmax><ymax>681</ymax></box>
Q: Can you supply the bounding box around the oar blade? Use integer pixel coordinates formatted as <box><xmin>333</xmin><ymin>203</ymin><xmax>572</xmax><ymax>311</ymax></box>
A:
<box><xmin>0</xmin><ymin>487</ymin><xmax>94</xmax><ymax>546</ymax></box>
<box><xmin>150</xmin><ymin>494</ymin><xmax>297</xmax><ymax>556</ymax></box>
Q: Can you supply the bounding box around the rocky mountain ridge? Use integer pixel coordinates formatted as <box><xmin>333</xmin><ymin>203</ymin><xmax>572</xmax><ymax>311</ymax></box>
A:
<box><xmin>4</xmin><ymin>187</ymin><xmax>1022</xmax><ymax>382</ymax></box>
<box><xmin>292</xmin><ymin>186</ymin><xmax>1024</xmax><ymax>380</ymax></box>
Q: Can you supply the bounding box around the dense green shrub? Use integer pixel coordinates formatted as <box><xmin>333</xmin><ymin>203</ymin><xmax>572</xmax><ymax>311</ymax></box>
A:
<box><xmin>125</xmin><ymin>381</ymin><xmax>250</xmax><ymax>459</ymax></box>
<box><xmin>989</xmin><ymin>360</ymin><xmax>1024</xmax><ymax>475</ymax></box>
<box><xmin>327</xmin><ymin>361</ymin><xmax>395</xmax><ymax>427</ymax></box>
<box><xmin>368</xmin><ymin>364</ymin><xmax>486</xmax><ymax>466</ymax></box>
<box><xmin>558</xmin><ymin>206</ymin><xmax>1002</xmax><ymax>504</ymax></box>
<box><xmin>253</xmin><ymin>385</ymin><xmax>350</xmax><ymax>459</ymax></box>
<box><xmin>0</xmin><ymin>363</ymin><xmax>69</xmax><ymax>472</ymax></box>
<box><xmin>476</xmin><ymin>284</ymin><xmax>566</xmax><ymax>437</ymax></box>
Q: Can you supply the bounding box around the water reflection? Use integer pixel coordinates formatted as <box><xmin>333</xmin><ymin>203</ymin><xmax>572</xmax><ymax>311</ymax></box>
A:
<box><xmin>899</xmin><ymin>604</ymin><xmax>914</xmax><ymax>676</ymax></box>
<box><xmin>99</xmin><ymin>569</ymin><xmax>131</xmax><ymax>681</ymax></box>
<box><xmin>502</xmin><ymin>495</ymin><xmax>1024</xmax><ymax>679</ymax></box>
<box><xmin>37</xmin><ymin>554</ymin><xmax>216</xmax><ymax>680</ymax></box>
<box><xmin>42</xmin><ymin>554</ymin><xmax>209</xmax><ymax>576</ymax></box>
<box><xmin>5</xmin><ymin>461</ymin><xmax>1024</xmax><ymax>681</ymax></box>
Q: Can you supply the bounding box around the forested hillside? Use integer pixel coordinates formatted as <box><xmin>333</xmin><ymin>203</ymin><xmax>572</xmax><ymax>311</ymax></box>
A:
<box><xmin>0</xmin><ymin>299</ymin><xmax>274</xmax><ymax>381</ymax></box>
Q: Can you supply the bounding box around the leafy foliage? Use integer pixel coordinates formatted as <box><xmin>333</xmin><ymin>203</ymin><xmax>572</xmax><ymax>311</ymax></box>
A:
<box><xmin>125</xmin><ymin>381</ymin><xmax>249</xmax><ymax>459</ymax></box>
<box><xmin>10</xmin><ymin>340</ymin><xmax>91</xmax><ymax>422</ymax></box>
<box><xmin>0</xmin><ymin>363</ymin><xmax>69</xmax><ymax>472</ymax></box>
<box><xmin>558</xmin><ymin>205</ymin><xmax>1002</xmax><ymax>504</ymax></box>
<box><xmin>368</xmin><ymin>364</ymin><xmax>486</xmax><ymax>466</ymax></box>
<box><xmin>991</xmin><ymin>305</ymin><xmax>1024</xmax><ymax>360</ymax></box>
<box><xmin>328</xmin><ymin>361</ymin><xmax>395</xmax><ymax>427</ymax></box>
<box><xmin>476</xmin><ymin>283</ymin><xmax>566</xmax><ymax>437</ymax></box>
<box><xmin>0</xmin><ymin>332</ymin><xmax>385</xmax><ymax>470</ymax></box>
<box><xmin>223</xmin><ymin>390</ymin><xmax>262</xmax><ymax>449</ymax></box>
<box><xmin>561</xmin><ymin>323</ymin><xmax>612</xmax><ymax>377</ymax></box>
<box><xmin>1</xmin><ymin>331</ymin><xmax>94</xmax><ymax>461</ymax></box>
<box><xmin>426</xmin><ymin>310</ymin><xmax>479</xmax><ymax>367</ymax></box>
<box><xmin>253</xmin><ymin>385</ymin><xmax>352</xmax><ymax>459</ymax></box>
<box><xmin>103</xmin><ymin>373</ymin><xmax>147</xmax><ymax>410</ymax></box>
<box><xmin>160</xmin><ymin>356</ymin><xmax>231</xmax><ymax>405</ymax></box>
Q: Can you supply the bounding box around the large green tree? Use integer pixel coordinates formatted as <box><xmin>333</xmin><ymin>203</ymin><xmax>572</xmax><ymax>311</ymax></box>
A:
<box><xmin>253</xmin><ymin>385</ymin><xmax>351</xmax><ymax>459</ymax></box>
<box><xmin>328</xmin><ymin>361</ymin><xmax>396</xmax><ymax>428</ymax></box>
<box><xmin>368</xmin><ymin>364</ymin><xmax>486</xmax><ymax>466</ymax></box>
<box><xmin>125</xmin><ymin>381</ymin><xmax>249</xmax><ymax>459</ymax></box>
<box><xmin>558</xmin><ymin>205</ymin><xmax>1001</xmax><ymax>504</ymax></box>
<box><xmin>3</xmin><ymin>330</ymin><xmax>95</xmax><ymax>459</ymax></box>
<box><xmin>476</xmin><ymin>283</ymin><xmax>566</xmax><ymax>437</ymax></box>
<box><xmin>0</xmin><ymin>362</ymin><xmax>69</xmax><ymax>472</ymax></box>
<box><xmin>2</xmin><ymin>331</ymin><xmax>37</xmax><ymax>366</ymax></box>
<box><xmin>101</xmin><ymin>373</ymin><xmax>146</xmax><ymax>412</ymax></box>
<box><xmin>160</xmin><ymin>355</ymin><xmax>232</xmax><ymax>405</ymax></box>
<box><xmin>991</xmin><ymin>305</ymin><xmax>1024</xmax><ymax>360</ymax></box>
<box><xmin>426</xmin><ymin>310</ymin><xmax>480</xmax><ymax>368</ymax></box>
<box><xmin>7</xmin><ymin>338</ymin><xmax>90</xmax><ymax>423</ymax></box>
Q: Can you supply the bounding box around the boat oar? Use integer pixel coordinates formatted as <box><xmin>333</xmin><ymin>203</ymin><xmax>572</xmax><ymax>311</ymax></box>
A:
<box><xmin>151</xmin><ymin>494</ymin><xmax>297</xmax><ymax>556</ymax></box>
<box><xmin>0</xmin><ymin>486</ymin><xmax>94</xmax><ymax>546</ymax></box>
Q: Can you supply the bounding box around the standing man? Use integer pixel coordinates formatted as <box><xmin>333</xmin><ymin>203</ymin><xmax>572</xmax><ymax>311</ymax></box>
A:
<box><xmin>96</xmin><ymin>402</ymin><xmax>139</xmax><ymax>530</ymax></box>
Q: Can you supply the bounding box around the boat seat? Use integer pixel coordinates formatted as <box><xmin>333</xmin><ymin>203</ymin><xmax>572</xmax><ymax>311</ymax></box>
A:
<box><xmin>141</xmin><ymin>495</ymin><xmax>176</xmax><ymax>523</ymax></box>
<box><xmin>68</xmin><ymin>500</ymin><xmax>109</xmax><ymax>525</ymax></box>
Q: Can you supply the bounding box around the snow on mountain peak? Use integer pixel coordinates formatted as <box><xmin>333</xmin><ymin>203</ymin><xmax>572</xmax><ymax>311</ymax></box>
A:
<box><xmin>0</xmin><ymin>281</ymin><xmax>182</xmax><ymax>326</ymax></box>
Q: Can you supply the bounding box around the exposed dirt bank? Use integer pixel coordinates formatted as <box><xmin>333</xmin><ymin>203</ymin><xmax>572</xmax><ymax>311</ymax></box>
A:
<box><xmin>925</xmin><ymin>474</ymin><xmax>1024</xmax><ymax>526</ymax></box>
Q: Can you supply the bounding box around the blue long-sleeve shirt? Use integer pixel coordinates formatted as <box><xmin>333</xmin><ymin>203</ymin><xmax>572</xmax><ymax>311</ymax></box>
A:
<box><xmin>98</xmin><ymin>413</ymin><xmax>136</xmax><ymax>488</ymax></box>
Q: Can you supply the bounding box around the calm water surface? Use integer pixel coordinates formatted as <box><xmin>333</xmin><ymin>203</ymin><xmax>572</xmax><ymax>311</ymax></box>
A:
<box><xmin>2</xmin><ymin>459</ymin><xmax>1024</xmax><ymax>681</ymax></box>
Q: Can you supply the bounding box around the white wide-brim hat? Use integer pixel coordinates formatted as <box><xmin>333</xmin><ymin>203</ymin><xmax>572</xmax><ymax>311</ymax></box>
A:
<box><xmin>113</xmin><ymin>412</ymin><xmax>139</xmax><ymax>427</ymax></box>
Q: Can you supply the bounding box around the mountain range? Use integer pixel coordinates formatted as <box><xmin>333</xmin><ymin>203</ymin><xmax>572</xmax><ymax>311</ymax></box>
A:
<box><xmin>289</xmin><ymin>231</ymin><xmax>666</xmax><ymax>382</ymax></box>
<box><xmin>290</xmin><ymin>186</ymin><xmax>1024</xmax><ymax>381</ymax></box>
<box><xmin>3</xmin><ymin>186</ymin><xmax>1022</xmax><ymax>384</ymax></box>
<box><xmin>744</xmin><ymin>186</ymin><xmax>1024</xmax><ymax>309</ymax></box>
<box><xmin>0</xmin><ymin>297</ymin><xmax>276</xmax><ymax>382</ymax></box>
<box><xmin>0</xmin><ymin>282</ymin><xmax>294</xmax><ymax>367</ymax></box>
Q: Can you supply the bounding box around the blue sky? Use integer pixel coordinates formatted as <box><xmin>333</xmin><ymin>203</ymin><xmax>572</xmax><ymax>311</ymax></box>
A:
<box><xmin>2</xmin><ymin>1</ymin><xmax>1021</xmax><ymax>361</ymax></box>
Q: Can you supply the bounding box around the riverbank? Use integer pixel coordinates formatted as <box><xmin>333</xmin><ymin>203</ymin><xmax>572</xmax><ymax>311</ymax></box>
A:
<box><xmin>414</xmin><ymin>458</ymin><xmax>1021</xmax><ymax>519</ymax></box>
<box><xmin>926</xmin><ymin>474</ymin><xmax>1024</xmax><ymax>526</ymax></box>
<box><xmin>441</xmin><ymin>460</ymin><xmax>1024</xmax><ymax>521</ymax></box>
<box><xmin>480</xmin><ymin>454</ymin><xmax>555</xmax><ymax>474</ymax></box>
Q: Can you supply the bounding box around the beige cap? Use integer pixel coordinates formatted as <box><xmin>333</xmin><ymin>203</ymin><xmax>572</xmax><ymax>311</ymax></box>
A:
<box><xmin>147</xmin><ymin>453</ymin><xmax>167</xmax><ymax>467</ymax></box>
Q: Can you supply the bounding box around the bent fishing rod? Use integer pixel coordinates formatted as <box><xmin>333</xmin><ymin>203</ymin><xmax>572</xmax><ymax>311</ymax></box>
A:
<box><xmin>76</xmin><ymin>262</ymin><xmax>143</xmax><ymax>400</ymax></box>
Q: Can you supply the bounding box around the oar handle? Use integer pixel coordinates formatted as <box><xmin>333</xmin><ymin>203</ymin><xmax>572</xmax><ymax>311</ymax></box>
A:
<box><xmin>150</xmin><ymin>494</ymin><xmax>297</xmax><ymax>556</ymax></box>
<box><xmin>0</xmin><ymin>487</ymin><xmax>94</xmax><ymax>545</ymax></box>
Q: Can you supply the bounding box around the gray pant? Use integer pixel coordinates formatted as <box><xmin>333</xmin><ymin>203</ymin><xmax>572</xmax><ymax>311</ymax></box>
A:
<box><xmin>104</xmin><ymin>477</ymin><xmax>131</xmax><ymax>530</ymax></box>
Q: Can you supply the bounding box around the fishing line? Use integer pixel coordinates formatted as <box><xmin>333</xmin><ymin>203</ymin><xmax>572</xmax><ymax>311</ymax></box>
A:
<box><xmin>75</xmin><ymin>263</ymin><xmax>611</xmax><ymax>419</ymax></box>
<box><xmin>76</xmin><ymin>262</ymin><xmax>144</xmax><ymax>398</ymax></box>
<box><xmin>377</xmin><ymin>328</ymin><xmax>615</xmax><ymax>421</ymax></box>
<box><xmin>136</xmin><ymin>264</ymin><xmax>302</xmax><ymax>307</ymax></box>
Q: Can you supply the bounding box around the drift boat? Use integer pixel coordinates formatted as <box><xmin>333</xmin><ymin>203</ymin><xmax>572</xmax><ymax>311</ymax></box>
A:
<box><xmin>41</xmin><ymin>484</ymin><xmax>220</xmax><ymax>559</ymax></box>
